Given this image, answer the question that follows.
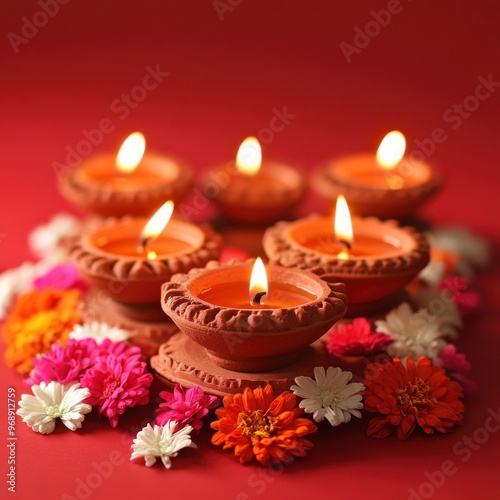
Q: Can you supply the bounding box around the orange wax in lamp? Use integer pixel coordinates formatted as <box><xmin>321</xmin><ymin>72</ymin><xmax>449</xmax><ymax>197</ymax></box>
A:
<box><xmin>59</xmin><ymin>132</ymin><xmax>193</xmax><ymax>217</ymax></box>
<box><xmin>263</xmin><ymin>195</ymin><xmax>430</xmax><ymax>316</ymax></box>
<box><xmin>206</xmin><ymin>137</ymin><xmax>305</xmax><ymax>225</ymax></box>
<box><xmin>295</xmin><ymin>195</ymin><xmax>403</xmax><ymax>259</ymax></box>
<box><xmin>197</xmin><ymin>257</ymin><xmax>317</xmax><ymax>309</ymax></box>
<box><xmin>313</xmin><ymin>131</ymin><xmax>441</xmax><ymax>220</ymax></box>
<box><xmin>92</xmin><ymin>201</ymin><xmax>195</xmax><ymax>260</ymax></box>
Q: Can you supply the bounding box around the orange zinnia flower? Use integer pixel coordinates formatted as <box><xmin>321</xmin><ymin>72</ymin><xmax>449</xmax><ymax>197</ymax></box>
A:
<box><xmin>3</xmin><ymin>288</ymin><xmax>82</xmax><ymax>374</ymax></box>
<box><xmin>364</xmin><ymin>357</ymin><xmax>464</xmax><ymax>440</ymax></box>
<box><xmin>211</xmin><ymin>384</ymin><xmax>317</xmax><ymax>465</ymax></box>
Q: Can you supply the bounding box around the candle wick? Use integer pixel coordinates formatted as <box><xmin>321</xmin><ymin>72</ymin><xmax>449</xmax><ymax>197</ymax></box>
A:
<box><xmin>339</xmin><ymin>239</ymin><xmax>352</xmax><ymax>250</ymax></box>
<box><xmin>137</xmin><ymin>237</ymin><xmax>149</xmax><ymax>254</ymax></box>
<box><xmin>252</xmin><ymin>291</ymin><xmax>267</xmax><ymax>304</ymax></box>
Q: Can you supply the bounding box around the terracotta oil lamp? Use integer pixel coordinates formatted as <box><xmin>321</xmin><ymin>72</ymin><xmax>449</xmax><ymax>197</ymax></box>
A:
<box><xmin>71</xmin><ymin>200</ymin><xmax>223</xmax><ymax>354</ymax></box>
<box><xmin>151</xmin><ymin>259</ymin><xmax>347</xmax><ymax>396</ymax></box>
<box><xmin>263</xmin><ymin>195</ymin><xmax>430</xmax><ymax>317</ymax></box>
<box><xmin>59</xmin><ymin>132</ymin><xmax>193</xmax><ymax>217</ymax></box>
<box><xmin>312</xmin><ymin>131</ymin><xmax>441</xmax><ymax>219</ymax></box>
<box><xmin>207</xmin><ymin>137</ymin><xmax>305</xmax><ymax>225</ymax></box>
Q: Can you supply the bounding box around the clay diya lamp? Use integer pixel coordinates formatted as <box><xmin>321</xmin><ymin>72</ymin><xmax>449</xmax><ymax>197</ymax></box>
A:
<box><xmin>70</xmin><ymin>200</ymin><xmax>223</xmax><ymax>354</ymax></box>
<box><xmin>263</xmin><ymin>195</ymin><xmax>430</xmax><ymax>317</ymax></box>
<box><xmin>312</xmin><ymin>131</ymin><xmax>441</xmax><ymax>220</ymax></box>
<box><xmin>206</xmin><ymin>137</ymin><xmax>305</xmax><ymax>225</ymax></box>
<box><xmin>151</xmin><ymin>259</ymin><xmax>347</xmax><ymax>396</ymax></box>
<box><xmin>59</xmin><ymin>132</ymin><xmax>194</xmax><ymax>217</ymax></box>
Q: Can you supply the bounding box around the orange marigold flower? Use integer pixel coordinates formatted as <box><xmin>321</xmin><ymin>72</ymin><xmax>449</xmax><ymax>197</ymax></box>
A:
<box><xmin>3</xmin><ymin>288</ymin><xmax>82</xmax><ymax>375</ymax></box>
<box><xmin>364</xmin><ymin>356</ymin><xmax>464</xmax><ymax>440</ymax></box>
<box><xmin>211</xmin><ymin>384</ymin><xmax>317</xmax><ymax>465</ymax></box>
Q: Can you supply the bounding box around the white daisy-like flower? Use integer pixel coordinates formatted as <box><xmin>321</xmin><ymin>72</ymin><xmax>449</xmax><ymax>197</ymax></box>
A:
<box><xmin>290</xmin><ymin>366</ymin><xmax>365</xmax><ymax>427</ymax></box>
<box><xmin>411</xmin><ymin>287</ymin><xmax>462</xmax><ymax>339</ymax></box>
<box><xmin>426</xmin><ymin>226</ymin><xmax>490</xmax><ymax>278</ymax></box>
<box><xmin>28</xmin><ymin>213</ymin><xmax>80</xmax><ymax>259</ymax></box>
<box><xmin>418</xmin><ymin>260</ymin><xmax>446</xmax><ymax>287</ymax></box>
<box><xmin>375</xmin><ymin>302</ymin><xmax>447</xmax><ymax>363</ymax></box>
<box><xmin>69</xmin><ymin>321</ymin><xmax>130</xmax><ymax>343</ymax></box>
<box><xmin>130</xmin><ymin>422</ymin><xmax>197</xmax><ymax>469</ymax></box>
<box><xmin>0</xmin><ymin>260</ymin><xmax>54</xmax><ymax>319</ymax></box>
<box><xmin>17</xmin><ymin>382</ymin><xmax>92</xmax><ymax>434</ymax></box>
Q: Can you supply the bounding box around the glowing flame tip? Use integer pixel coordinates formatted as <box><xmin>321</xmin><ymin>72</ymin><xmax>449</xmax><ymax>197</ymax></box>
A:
<box><xmin>249</xmin><ymin>257</ymin><xmax>268</xmax><ymax>303</ymax></box>
<box><xmin>236</xmin><ymin>136</ymin><xmax>262</xmax><ymax>176</ymax></box>
<box><xmin>116</xmin><ymin>132</ymin><xmax>146</xmax><ymax>174</ymax></box>
<box><xmin>376</xmin><ymin>130</ymin><xmax>406</xmax><ymax>170</ymax></box>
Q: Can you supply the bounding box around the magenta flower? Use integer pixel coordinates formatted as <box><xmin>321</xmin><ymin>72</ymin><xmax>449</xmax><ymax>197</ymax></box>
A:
<box><xmin>154</xmin><ymin>384</ymin><xmax>219</xmax><ymax>434</ymax></box>
<box><xmin>439</xmin><ymin>344</ymin><xmax>477</xmax><ymax>396</ymax></box>
<box><xmin>327</xmin><ymin>318</ymin><xmax>392</xmax><ymax>357</ymax></box>
<box><xmin>438</xmin><ymin>276</ymin><xmax>480</xmax><ymax>316</ymax></box>
<box><xmin>81</xmin><ymin>355</ymin><xmax>153</xmax><ymax>428</ymax></box>
<box><xmin>96</xmin><ymin>338</ymin><xmax>143</xmax><ymax>363</ymax></box>
<box><xmin>26</xmin><ymin>338</ymin><xmax>99</xmax><ymax>387</ymax></box>
<box><xmin>34</xmin><ymin>263</ymin><xmax>88</xmax><ymax>292</ymax></box>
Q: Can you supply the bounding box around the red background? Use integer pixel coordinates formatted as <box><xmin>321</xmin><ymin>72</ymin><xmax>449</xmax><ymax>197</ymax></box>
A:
<box><xmin>1</xmin><ymin>1</ymin><xmax>500</xmax><ymax>499</ymax></box>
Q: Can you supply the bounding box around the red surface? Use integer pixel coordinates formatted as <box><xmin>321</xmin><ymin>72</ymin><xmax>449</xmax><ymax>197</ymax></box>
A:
<box><xmin>1</xmin><ymin>1</ymin><xmax>500</xmax><ymax>499</ymax></box>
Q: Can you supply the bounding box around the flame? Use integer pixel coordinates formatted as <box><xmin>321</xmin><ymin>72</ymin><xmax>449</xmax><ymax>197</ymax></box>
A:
<box><xmin>376</xmin><ymin>130</ymin><xmax>406</xmax><ymax>171</ymax></box>
<box><xmin>236</xmin><ymin>137</ymin><xmax>262</xmax><ymax>175</ymax></box>
<box><xmin>334</xmin><ymin>195</ymin><xmax>353</xmax><ymax>259</ymax></box>
<box><xmin>116</xmin><ymin>132</ymin><xmax>146</xmax><ymax>174</ymax></box>
<box><xmin>140</xmin><ymin>200</ymin><xmax>174</xmax><ymax>246</ymax></box>
<box><xmin>249</xmin><ymin>257</ymin><xmax>268</xmax><ymax>303</ymax></box>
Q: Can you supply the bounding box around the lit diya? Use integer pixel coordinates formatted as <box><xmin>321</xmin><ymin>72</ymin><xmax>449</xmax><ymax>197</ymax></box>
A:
<box><xmin>312</xmin><ymin>131</ymin><xmax>441</xmax><ymax>219</ymax></box>
<box><xmin>71</xmin><ymin>200</ymin><xmax>222</xmax><ymax>354</ymax></box>
<box><xmin>206</xmin><ymin>137</ymin><xmax>305</xmax><ymax>225</ymax></box>
<box><xmin>263</xmin><ymin>195</ymin><xmax>430</xmax><ymax>316</ymax></box>
<box><xmin>151</xmin><ymin>258</ymin><xmax>347</xmax><ymax>396</ymax></box>
<box><xmin>59</xmin><ymin>132</ymin><xmax>194</xmax><ymax>217</ymax></box>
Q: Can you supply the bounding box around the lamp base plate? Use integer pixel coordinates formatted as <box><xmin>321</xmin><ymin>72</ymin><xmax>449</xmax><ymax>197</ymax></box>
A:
<box><xmin>151</xmin><ymin>333</ymin><xmax>330</xmax><ymax>397</ymax></box>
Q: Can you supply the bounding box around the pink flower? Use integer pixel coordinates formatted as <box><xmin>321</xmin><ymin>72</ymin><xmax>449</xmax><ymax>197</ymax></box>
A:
<box><xmin>154</xmin><ymin>384</ymin><xmax>219</xmax><ymax>434</ymax></box>
<box><xmin>439</xmin><ymin>344</ymin><xmax>477</xmax><ymax>396</ymax></box>
<box><xmin>327</xmin><ymin>318</ymin><xmax>392</xmax><ymax>357</ymax></box>
<box><xmin>34</xmin><ymin>263</ymin><xmax>88</xmax><ymax>292</ymax></box>
<box><xmin>96</xmin><ymin>338</ymin><xmax>143</xmax><ymax>362</ymax></box>
<box><xmin>81</xmin><ymin>355</ymin><xmax>153</xmax><ymax>427</ymax></box>
<box><xmin>438</xmin><ymin>276</ymin><xmax>480</xmax><ymax>316</ymax></box>
<box><xmin>26</xmin><ymin>338</ymin><xmax>98</xmax><ymax>387</ymax></box>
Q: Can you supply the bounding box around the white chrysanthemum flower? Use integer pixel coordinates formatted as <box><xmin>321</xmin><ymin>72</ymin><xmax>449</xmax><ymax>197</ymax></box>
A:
<box><xmin>426</xmin><ymin>226</ymin><xmax>490</xmax><ymax>278</ymax></box>
<box><xmin>0</xmin><ymin>260</ymin><xmax>54</xmax><ymax>319</ymax></box>
<box><xmin>375</xmin><ymin>302</ymin><xmax>447</xmax><ymax>363</ymax></box>
<box><xmin>17</xmin><ymin>382</ymin><xmax>92</xmax><ymax>434</ymax></box>
<box><xmin>69</xmin><ymin>321</ymin><xmax>130</xmax><ymax>343</ymax></box>
<box><xmin>290</xmin><ymin>366</ymin><xmax>365</xmax><ymax>427</ymax></box>
<box><xmin>412</xmin><ymin>288</ymin><xmax>462</xmax><ymax>339</ymax></box>
<box><xmin>28</xmin><ymin>213</ymin><xmax>79</xmax><ymax>259</ymax></box>
<box><xmin>130</xmin><ymin>422</ymin><xmax>197</xmax><ymax>469</ymax></box>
